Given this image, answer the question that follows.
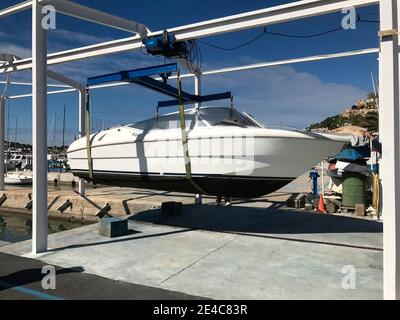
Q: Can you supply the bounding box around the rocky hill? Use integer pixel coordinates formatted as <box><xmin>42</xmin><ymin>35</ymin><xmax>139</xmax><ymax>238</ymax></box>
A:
<box><xmin>307</xmin><ymin>93</ymin><xmax>378</xmax><ymax>133</ymax></box>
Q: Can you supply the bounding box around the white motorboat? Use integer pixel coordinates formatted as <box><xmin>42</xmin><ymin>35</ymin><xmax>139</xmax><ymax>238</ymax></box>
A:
<box><xmin>5</xmin><ymin>153</ymin><xmax>33</xmax><ymax>171</ymax></box>
<box><xmin>67</xmin><ymin>106</ymin><xmax>350</xmax><ymax>197</ymax></box>
<box><xmin>4</xmin><ymin>172</ymin><xmax>33</xmax><ymax>185</ymax></box>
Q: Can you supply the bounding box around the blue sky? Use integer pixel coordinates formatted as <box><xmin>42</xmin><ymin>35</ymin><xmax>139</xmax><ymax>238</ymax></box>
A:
<box><xmin>0</xmin><ymin>0</ymin><xmax>379</xmax><ymax>144</ymax></box>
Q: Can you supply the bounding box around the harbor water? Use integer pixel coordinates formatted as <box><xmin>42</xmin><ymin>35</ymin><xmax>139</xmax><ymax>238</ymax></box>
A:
<box><xmin>0</xmin><ymin>210</ymin><xmax>92</xmax><ymax>243</ymax></box>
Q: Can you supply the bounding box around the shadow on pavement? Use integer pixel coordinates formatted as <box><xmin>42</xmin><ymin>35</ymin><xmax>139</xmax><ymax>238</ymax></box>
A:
<box><xmin>129</xmin><ymin>204</ymin><xmax>382</xmax><ymax>235</ymax></box>
<box><xmin>0</xmin><ymin>266</ymin><xmax>84</xmax><ymax>291</ymax></box>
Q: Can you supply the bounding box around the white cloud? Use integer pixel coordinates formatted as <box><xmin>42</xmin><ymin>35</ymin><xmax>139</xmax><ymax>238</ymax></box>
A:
<box><xmin>0</xmin><ymin>42</ymin><xmax>31</xmax><ymax>58</ymax></box>
<box><xmin>47</xmin><ymin>51</ymin><xmax>157</xmax><ymax>83</ymax></box>
<box><xmin>202</xmin><ymin>65</ymin><xmax>367</xmax><ymax>128</ymax></box>
<box><xmin>48</xmin><ymin>29</ymin><xmax>113</xmax><ymax>46</ymax></box>
<box><xmin>0</xmin><ymin>30</ymin><xmax>10</xmax><ymax>39</ymax></box>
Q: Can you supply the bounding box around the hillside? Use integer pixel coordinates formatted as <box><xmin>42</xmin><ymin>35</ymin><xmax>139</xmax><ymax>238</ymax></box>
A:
<box><xmin>307</xmin><ymin>93</ymin><xmax>379</xmax><ymax>133</ymax></box>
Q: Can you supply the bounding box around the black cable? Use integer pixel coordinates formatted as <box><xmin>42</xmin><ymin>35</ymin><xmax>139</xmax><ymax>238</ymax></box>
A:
<box><xmin>358</xmin><ymin>18</ymin><xmax>380</xmax><ymax>23</ymax></box>
<box><xmin>359</xmin><ymin>11</ymin><xmax>379</xmax><ymax>17</ymax></box>
<box><xmin>357</xmin><ymin>14</ymin><xmax>380</xmax><ymax>23</ymax></box>
<box><xmin>265</xmin><ymin>27</ymin><xmax>343</xmax><ymax>39</ymax></box>
<box><xmin>184</xmin><ymin>39</ymin><xmax>203</xmax><ymax>74</ymax></box>
<box><xmin>197</xmin><ymin>15</ymin><xmax>380</xmax><ymax>51</ymax></box>
<box><xmin>198</xmin><ymin>29</ymin><xmax>266</xmax><ymax>51</ymax></box>
<box><xmin>198</xmin><ymin>26</ymin><xmax>345</xmax><ymax>50</ymax></box>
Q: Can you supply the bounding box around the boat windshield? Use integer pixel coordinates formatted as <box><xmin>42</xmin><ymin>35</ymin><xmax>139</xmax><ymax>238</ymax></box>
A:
<box><xmin>128</xmin><ymin>107</ymin><xmax>262</xmax><ymax>131</ymax></box>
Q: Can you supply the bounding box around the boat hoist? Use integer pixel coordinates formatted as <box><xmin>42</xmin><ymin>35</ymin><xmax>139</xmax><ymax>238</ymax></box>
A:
<box><xmin>84</xmin><ymin>35</ymin><xmax>233</xmax><ymax>194</ymax></box>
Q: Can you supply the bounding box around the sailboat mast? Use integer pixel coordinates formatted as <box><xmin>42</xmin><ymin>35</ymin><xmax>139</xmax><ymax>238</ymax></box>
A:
<box><xmin>14</xmin><ymin>117</ymin><xmax>17</xmax><ymax>148</ymax></box>
<box><xmin>370</xmin><ymin>72</ymin><xmax>379</xmax><ymax>109</ymax></box>
<box><xmin>6</xmin><ymin>101</ymin><xmax>10</xmax><ymax>149</ymax></box>
<box><xmin>53</xmin><ymin>112</ymin><xmax>57</xmax><ymax>152</ymax></box>
<box><xmin>62</xmin><ymin>105</ymin><xmax>66</xmax><ymax>152</ymax></box>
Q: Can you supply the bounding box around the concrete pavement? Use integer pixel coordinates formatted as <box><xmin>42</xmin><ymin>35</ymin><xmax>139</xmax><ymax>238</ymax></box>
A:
<box><xmin>0</xmin><ymin>252</ymin><xmax>203</xmax><ymax>300</ymax></box>
<box><xmin>1</xmin><ymin>202</ymin><xmax>383</xmax><ymax>300</ymax></box>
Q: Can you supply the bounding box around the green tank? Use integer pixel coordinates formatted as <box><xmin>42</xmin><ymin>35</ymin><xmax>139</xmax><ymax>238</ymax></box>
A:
<box><xmin>342</xmin><ymin>172</ymin><xmax>366</xmax><ymax>207</ymax></box>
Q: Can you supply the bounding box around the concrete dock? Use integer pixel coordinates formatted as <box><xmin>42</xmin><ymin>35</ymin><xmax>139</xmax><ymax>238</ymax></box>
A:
<box><xmin>0</xmin><ymin>184</ymin><xmax>214</xmax><ymax>221</ymax></box>
<box><xmin>0</xmin><ymin>173</ymin><xmax>335</xmax><ymax>222</ymax></box>
<box><xmin>0</xmin><ymin>188</ymin><xmax>383</xmax><ymax>299</ymax></box>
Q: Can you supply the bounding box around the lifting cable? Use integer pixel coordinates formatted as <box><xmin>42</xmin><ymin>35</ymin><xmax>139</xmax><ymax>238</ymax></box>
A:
<box><xmin>177</xmin><ymin>72</ymin><xmax>206</xmax><ymax>195</ymax></box>
<box><xmin>85</xmin><ymin>86</ymin><xmax>94</xmax><ymax>180</ymax></box>
<box><xmin>372</xmin><ymin>172</ymin><xmax>380</xmax><ymax>218</ymax></box>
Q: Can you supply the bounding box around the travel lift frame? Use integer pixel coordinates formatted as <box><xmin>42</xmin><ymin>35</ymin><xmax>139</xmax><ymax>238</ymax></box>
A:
<box><xmin>0</xmin><ymin>0</ymin><xmax>398</xmax><ymax>299</ymax></box>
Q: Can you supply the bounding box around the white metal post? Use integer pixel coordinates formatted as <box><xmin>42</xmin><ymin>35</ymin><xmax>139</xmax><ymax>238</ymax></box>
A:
<box><xmin>32</xmin><ymin>0</ymin><xmax>48</xmax><ymax>254</ymax></box>
<box><xmin>320</xmin><ymin>161</ymin><xmax>324</xmax><ymax>196</ymax></box>
<box><xmin>78</xmin><ymin>88</ymin><xmax>86</xmax><ymax>196</ymax></box>
<box><xmin>194</xmin><ymin>72</ymin><xmax>202</xmax><ymax>110</ymax></box>
<box><xmin>0</xmin><ymin>97</ymin><xmax>4</xmax><ymax>190</ymax></box>
<box><xmin>194</xmin><ymin>72</ymin><xmax>202</xmax><ymax>205</ymax></box>
<box><xmin>380</xmin><ymin>0</ymin><xmax>400</xmax><ymax>300</ymax></box>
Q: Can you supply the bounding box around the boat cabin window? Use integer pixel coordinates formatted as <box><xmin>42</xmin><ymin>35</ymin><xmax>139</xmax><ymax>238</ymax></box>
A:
<box><xmin>196</xmin><ymin>107</ymin><xmax>260</xmax><ymax>128</ymax></box>
<box><xmin>131</xmin><ymin>113</ymin><xmax>195</xmax><ymax>131</ymax></box>
<box><xmin>128</xmin><ymin>107</ymin><xmax>261</xmax><ymax>131</ymax></box>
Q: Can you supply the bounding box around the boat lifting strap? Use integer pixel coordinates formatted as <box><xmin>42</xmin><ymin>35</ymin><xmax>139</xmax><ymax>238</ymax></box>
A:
<box><xmin>85</xmin><ymin>87</ymin><xmax>94</xmax><ymax>180</ymax></box>
<box><xmin>177</xmin><ymin>73</ymin><xmax>206</xmax><ymax>195</ymax></box>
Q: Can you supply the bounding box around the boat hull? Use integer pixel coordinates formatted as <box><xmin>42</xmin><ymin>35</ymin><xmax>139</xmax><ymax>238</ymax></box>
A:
<box><xmin>4</xmin><ymin>175</ymin><xmax>32</xmax><ymax>185</ymax></box>
<box><xmin>72</xmin><ymin>169</ymin><xmax>293</xmax><ymax>197</ymax></box>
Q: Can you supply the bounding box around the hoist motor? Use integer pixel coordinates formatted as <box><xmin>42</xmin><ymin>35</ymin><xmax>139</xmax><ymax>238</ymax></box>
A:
<box><xmin>142</xmin><ymin>30</ymin><xmax>188</xmax><ymax>58</ymax></box>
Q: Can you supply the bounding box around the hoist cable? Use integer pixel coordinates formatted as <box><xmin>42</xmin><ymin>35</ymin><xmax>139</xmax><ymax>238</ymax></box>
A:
<box><xmin>177</xmin><ymin>73</ymin><xmax>206</xmax><ymax>195</ymax></box>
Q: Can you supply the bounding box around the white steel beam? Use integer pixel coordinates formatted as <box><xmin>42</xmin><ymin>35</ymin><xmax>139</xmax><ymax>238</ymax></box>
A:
<box><xmin>5</xmin><ymin>47</ymin><xmax>379</xmax><ymax>99</ymax></box>
<box><xmin>45</xmin><ymin>0</ymin><xmax>149</xmax><ymax>35</ymax></box>
<box><xmin>202</xmin><ymin>48</ymin><xmax>379</xmax><ymax>75</ymax></box>
<box><xmin>1</xmin><ymin>53</ymin><xmax>78</xmax><ymax>89</ymax></box>
<box><xmin>0</xmin><ymin>53</ymin><xmax>20</xmax><ymax>64</ymax></box>
<box><xmin>78</xmin><ymin>87</ymin><xmax>85</xmax><ymax>196</ymax></box>
<box><xmin>0</xmin><ymin>80</ymin><xmax>72</xmax><ymax>88</ymax></box>
<box><xmin>167</xmin><ymin>0</ymin><xmax>378</xmax><ymax>39</ymax></box>
<box><xmin>194</xmin><ymin>72</ymin><xmax>202</xmax><ymax>205</ymax></box>
<box><xmin>7</xmin><ymin>88</ymin><xmax>76</xmax><ymax>99</ymax></box>
<box><xmin>0</xmin><ymin>0</ymin><xmax>379</xmax><ymax>74</ymax></box>
<box><xmin>47</xmin><ymin>69</ymin><xmax>80</xmax><ymax>89</ymax></box>
<box><xmin>0</xmin><ymin>0</ymin><xmax>31</xmax><ymax>18</ymax></box>
<box><xmin>0</xmin><ymin>0</ymin><xmax>149</xmax><ymax>35</ymax></box>
<box><xmin>32</xmin><ymin>0</ymin><xmax>48</xmax><ymax>254</ymax></box>
<box><xmin>0</xmin><ymin>97</ymin><xmax>5</xmax><ymax>190</ymax></box>
<box><xmin>380</xmin><ymin>0</ymin><xmax>400</xmax><ymax>300</ymax></box>
<box><xmin>194</xmin><ymin>72</ymin><xmax>202</xmax><ymax>109</ymax></box>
